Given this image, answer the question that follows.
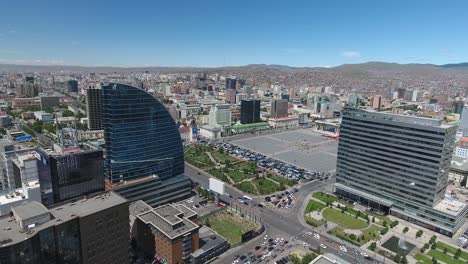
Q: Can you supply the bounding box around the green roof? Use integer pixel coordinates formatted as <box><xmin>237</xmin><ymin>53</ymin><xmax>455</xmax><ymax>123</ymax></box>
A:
<box><xmin>232</xmin><ymin>122</ymin><xmax>269</xmax><ymax>129</ymax></box>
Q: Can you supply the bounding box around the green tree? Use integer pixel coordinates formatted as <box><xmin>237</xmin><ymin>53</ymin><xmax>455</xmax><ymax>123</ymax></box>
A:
<box><xmin>372</xmin><ymin>216</ymin><xmax>375</xmax><ymax>223</ymax></box>
<box><xmin>403</xmin><ymin>227</ymin><xmax>409</xmax><ymax>234</ymax></box>
<box><xmin>301</xmin><ymin>254</ymin><xmax>315</xmax><ymax>264</ymax></box>
<box><xmin>383</xmin><ymin>220</ymin><xmax>388</xmax><ymax>227</ymax></box>
<box><xmin>369</xmin><ymin>242</ymin><xmax>377</xmax><ymax>251</ymax></box>
<box><xmin>62</xmin><ymin>109</ymin><xmax>75</xmax><ymax>117</ymax></box>
<box><xmin>454</xmin><ymin>248</ymin><xmax>461</xmax><ymax>259</ymax></box>
<box><xmin>393</xmin><ymin>254</ymin><xmax>401</xmax><ymax>263</ymax></box>
<box><xmin>416</xmin><ymin>230</ymin><xmax>423</xmax><ymax>238</ymax></box>
<box><xmin>429</xmin><ymin>235</ymin><xmax>437</xmax><ymax>244</ymax></box>
<box><xmin>401</xmin><ymin>256</ymin><xmax>408</xmax><ymax>264</ymax></box>
<box><xmin>31</xmin><ymin>121</ymin><xmax>43</xmax><ymax>133</ymax></box>
<box><xmin>443</xmin><ymin>248</ymin><xmax>447</xmax><ymax>254</ymax></box>
<box><xmin>431</xmin><ymin>257</ymin><xmax>438</xmax><ymax>264</ymax></box>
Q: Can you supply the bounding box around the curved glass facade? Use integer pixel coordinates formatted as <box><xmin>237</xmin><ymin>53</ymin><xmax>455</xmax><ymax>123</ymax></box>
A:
<box><xmin>102</xmin><ymin>83</ymin><xmax>184</xmax><ymax>182</ymax></box>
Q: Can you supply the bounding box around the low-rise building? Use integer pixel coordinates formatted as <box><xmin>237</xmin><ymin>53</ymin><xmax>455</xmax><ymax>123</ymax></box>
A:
<box><xmin>191</xmin><ymin>226</ymin><xmax>230</xmax><ymax>264</ymax></box>
<box><xmin>130</xmin><ymin>200</ymin><xmax>200</xmax><ymax>264</ymax></box>
<box><xmin>33</xmin><ymin>111</ymin><xmax>53</xmax><ymax>122</ymax></box>
<box><xmin>268</xmin><ymin>116</ymin><xmax>299</xmax><ymax>129</ymax></box>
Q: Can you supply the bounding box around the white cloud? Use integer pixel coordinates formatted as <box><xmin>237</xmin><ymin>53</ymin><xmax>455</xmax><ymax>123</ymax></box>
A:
<box><xmin>341</xmin><ymin>51</ymin><xmax>361</xmax><ymax>58</ymax></box>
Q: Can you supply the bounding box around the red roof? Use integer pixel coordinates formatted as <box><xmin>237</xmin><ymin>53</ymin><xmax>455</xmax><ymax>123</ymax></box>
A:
<box><xmin>460</xmin><ymin>137</ymin><xmax>468</xmax><ymax>143</ymax></box>
<box><xmin>179</xmin><ymin>126</ymin><xmax>190</xmax><ymax>133</ymax></box>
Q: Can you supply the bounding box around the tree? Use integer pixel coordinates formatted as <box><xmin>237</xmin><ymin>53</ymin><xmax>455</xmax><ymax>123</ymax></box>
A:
<box><xmin>301</xmin><ymin>254</ymin><xmax>315</xmax><ymax>264</ymax></box>
<box><xmin>369</xmin><ymin>242</ymin><xmax>377</xmax><ymax>251</ymax></box>
<box><xmin>31</xmin><ymin>121</ymin><xmax>43</xmax><ymax>133</ymax></box>
<box><xmin>372</xmin><ymin>216</ymin><xmax>375</xmax><ymax>223</ymax></box>
<box><xmin>393</xmin><ymin>254</ymin><xmax>401</xmax><ymax>263</ymax></box>
<box><xmin>349</xmin><ymin>234</ymin><xmax>357</xmax><ymax>240</ymax></box>
<box><xmin>454</xmin><ymin>248</ymin><xmax>461</xmax><ymax>259</ymax></box>
<box><xmin>431</xmin><ymin>257</ymin><xmax>438</xmax><ymax>264</ymax></box>
<box><xmin>416</xmin><ymin>230</ymin><xmax>423</xmax><ymax>238</ymax></box>
<box><xmin>401</xmin><ymin>256</ymin><xmax>408</xmax><ymax>264</ymax></box>
<box><xmin>429</xmin><ymin>235</ymin><xmax>437</xmax><ymax>244</ymax></box>
<box><xmin>431</xmin><ymin>243</ymin><xmax>436</xmax><ymax>250</ymax></box>
<box><xmin>205</xmin><ymin>218</ymin><xmax>211</xmax><ymax>228</ymax></box>
<box><xmin>403</xmin><ymin>227</ymin><xmax>409</xmax><ymax>234</ymax></box>
<box><xmin>383</xmin><ymin>220</ymin><xmax>388</xmax><ymax>227</ymax></box>
<box><xmin>443</xmin><ymin>247</ymin><xmax>447</xmax><ymax>254</ymax></box>
<box><xmin>62</xmin><ymin>109</ymin><xmax>75</xmax><ymax>117</ymax></box>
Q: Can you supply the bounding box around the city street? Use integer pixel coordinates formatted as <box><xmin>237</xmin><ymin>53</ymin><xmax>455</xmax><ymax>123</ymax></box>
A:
<box><xmin>184</xmin><ymin>163</ymin><xmax>388</xmax><ymax>264</ymax></box>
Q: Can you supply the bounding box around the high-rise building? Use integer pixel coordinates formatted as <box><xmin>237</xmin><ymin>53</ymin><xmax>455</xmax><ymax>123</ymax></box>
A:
<box><xmin>240</xmin><ymin>99</ymin><xmax>261</xmax><ymax>124</ymax></box>
<box><xmin>226</xmin><ymin>89</ymin><xmax>237</xmax><ymax>104</ymax></box>
<box><xmin>369</xmin><ymin>95</ymin><xmax>382</xmax><ymax>110</ymax></box>
<box><xmin>454</xmin><ymin>101</ymin><xmax>464</xmax><ymax>115</ymax></box>
<box><xmin>67</xmin><ymin>80</ymin><xmax>79</xmax><ymax>93</ymax></box>
<box><xmin>270</xmin><ymin>99</ymin><xmax>288</xmax><ymax>118</ymax></box>
<box><xmin>225</xmin><ymin>78</ymin><xmax>237</xmax><ymax>90</ymax></box>
<box><xmin>102</xmin><ymin>83</ymin><xmax>184</xmax><ymax>182</ymax></box>
<box><xmin>397</xmin><ymin>88</ymin><xmax>406</xmax><ymax>99</ymax></box>
<box><xmin>86</xmin><ymin>85</ymin><xmax>103</xmax><ymax>130</ymax></box>
<box><xmin>336</xmin><ymin>108</ymin><xmax>467</xmax><ymax>237</ymax></box>
<box><xmin>459</xmin><ymin>106</ymin><xmax>468</xmax><ymax>136</ymax></box>
<box><xmin>208</xmin><ymin>104</ymin><xmax>231</xmax><ymax>127</ymax></box>
<box><xmin>36</xmin><ymin>147</ymin><xmax>105</xmax><ymax>205</ymax></box>
<box><xmin>0</xmin><ymin>191</ymin><xmax>129</xmax><ymax>264</ymax></box>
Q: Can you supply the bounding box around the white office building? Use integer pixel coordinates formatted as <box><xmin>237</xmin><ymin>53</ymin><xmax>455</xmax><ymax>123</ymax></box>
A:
<box><xmin>208</xmin><ymin>104</ymin><xmax>231</xmax><ymax>128</ymax></box>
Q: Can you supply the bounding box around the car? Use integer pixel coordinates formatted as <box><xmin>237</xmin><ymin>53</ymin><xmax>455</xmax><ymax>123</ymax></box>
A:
<box><xmin>280</xmin><ymin>238</ymin><xmax>284</xmax><ymax>243</ymax></box>
<box><xmin>360</xmin><ymin>252</ymin><xmax>368</xmax><ymax>257</ymax></box>
<box><xmin>340</xmin><ymin>245</ymin><xmax>347</xmax><ymax>252</ymax></box>
<box><xmin>255</xmin><ymin>246</ymin><xmax>261</xmax><ymax>250</ymax></box>
<box><xmin>313</xmin><ymin>233</ymin><xmax>320</xmax><ymax>240</ymax></box>
<box><xmin>320</xmin><ymin>244</ymin><xmax>326</xmax><ymax>249</ymax></box>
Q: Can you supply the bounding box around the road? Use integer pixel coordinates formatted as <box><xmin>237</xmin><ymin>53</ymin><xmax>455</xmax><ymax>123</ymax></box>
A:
<box><xmin>185</xmin><ymin>163</ymin><xmax>389</xmax><ymax>264</ymax></box>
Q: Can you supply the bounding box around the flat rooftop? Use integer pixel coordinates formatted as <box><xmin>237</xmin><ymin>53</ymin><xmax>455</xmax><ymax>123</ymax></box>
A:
<box><xmin>434</xmin><ymin>196</ymin><xmax>467</xmax><ymax>216</ymax></box>
<box><xmin>191</xmin><ymin>226</ymin><xmax>227</xmax><ymax>257</ymax></box>
<box><xmin>136</xmin><ymin>203</ymin><xmax>199</xmax><ymax>240</ymax></box>
<box><xmin>0</xmin><ymin>191</ymin><xmax>127</xmax><ymax>247</ymax></box>
<box><xmin>311</xmin><ymin>253</ymin><xmax>352</xmax><ymax>264</ymax></box>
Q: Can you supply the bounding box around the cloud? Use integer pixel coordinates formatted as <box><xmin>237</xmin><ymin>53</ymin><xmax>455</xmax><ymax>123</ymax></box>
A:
<box><xmin>341</xmin><ymin>51</ymin><xmax>361</xmax><ymax>58</ymax></box>
<box><xmin>0</xmin><ymin>58</ymin><xmax>66</xmax><ymax>65</ymax></box>
<box><xmin>284</xmin><ymin>48</ymin><xmax>304</xmax><ymax>54</ymax></box>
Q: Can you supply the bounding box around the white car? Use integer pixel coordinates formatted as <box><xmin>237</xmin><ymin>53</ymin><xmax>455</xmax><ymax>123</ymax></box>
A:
<box><xmin>340</xmin><ymin>245</ymin><xmax>347</xmax><ymax>252</ymax></box>
<box><xmin>320</xmin><ymin>243</ymin><xmax>327</xmax><ymax>249</ymax></box>
<box><xmin>314</xmin><ymin>233</ymin><xmax>320</xmax><ymax>240</ymax></box>
<box><xmin>306</xmin><ymin>232</ymin><xmax>313</xmax><ymax>236</ymax></box>
<box><xmin>360</xmin><ymin>252</ymin><xmax>368</xmax><ymax>257</ymax></box>
<box><xmin>280</xmin><ymin>238</ymin><xmax>284</xmax><ymax>243</ymax></box>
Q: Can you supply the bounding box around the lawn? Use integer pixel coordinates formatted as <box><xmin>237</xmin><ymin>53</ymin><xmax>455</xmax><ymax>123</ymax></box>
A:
<box><xmin>235</xmin><ymin>182</ymin><xmax>257</xmax><ymax>194</ymax></box>
<box><xmin>327</xmin><ymin>225</ymin><xmax>382</xmax><ymax>246</ymax></box>
<box><xmin>427</xmin><ymin>249</ymin><xmax>466</xmax><ymax>264</ymax></box>
<box><xmin>212</xmin><ymin>150</ymin><xmax>237</xmax><ymax>164</ymax></box>
<box><xmin>305</xmin><ymin>200</ymin><xmax>326</xmax><ymax>213</ymax></box>
<box><xmin>322</xmin><ymin>208</ymin><xmax>369</xmax><ymax>229</ymax></box>
<box><xmin>435</xmin><ymin>242</ymin><xmax>468</xmax><ymax>260</ymax></box>
<box><xmin>202</xmin><ymin>211</ymin><xmax>257</xmax><ymax>244</ymax></box>
<box><xmin>415</xmin><ymin>254</ymin><xmax>432</xmax><ymax>264</ymax></box>
<box><xmin>227</xmin><ymin>170</ymin><xmax>252</xmax><ymax>183</ymax></box>
<box><xmin>313</xmin><ymin>192</ymin><xmax>337</xmax><ymax>204</ymax></box>
<box><xmin>254</xmin><ymin>178</ymin><xmax>284</xmax><ymax>195</ymax></box>
<box><xmin>304</xmin><ymin>216</ymin><xmax>326</xmax><ymax>227</ymax></box>
<box><xmin>266</xmin><ymin>174</ymin><xmax>297</xmax><ymax>186</ymax></box>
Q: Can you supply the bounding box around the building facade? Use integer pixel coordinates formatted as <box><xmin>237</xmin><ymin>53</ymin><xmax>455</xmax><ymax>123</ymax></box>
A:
<box><xmin>208</xmin><ymin>104</ymin><xmax>231</xmax><ymax>128</ymax></box>
<box><xmin>102</xmin><ymin>83</ymin><xmax>184</xmax><ymax>183</ymax></box>
<box><xmin>336</xmin><ymin>107</ymin><xmax>467</xmax><ymax>237</ymax></box>
<box><xmin>86</xmin><ymin>86</ymin><xmax>103</xmax><ymax>130</ymax></box>
<box><xmin>270</xmin><ymin>99</ymin><xmax>288</xmax><ymax>118</ymax></box>
<box><xmin>67</xmin><ymin>80</ymin><xmax>79</xmax><ymax>93</ymax></box>
<box><xmin>240</xmin><ymin>99</ymin><xmax>261</xmax><ymax>124</ymax></box>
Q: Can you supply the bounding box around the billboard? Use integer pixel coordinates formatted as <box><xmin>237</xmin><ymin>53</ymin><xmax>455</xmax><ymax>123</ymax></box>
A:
<box><xmin>192</xmin><ymin>127</ymin><xmax>198</xmax><ymax>136</ymax></box>
<box><xmin>209</xmin><ymin>178</ymin><xmax>225</xmax><ymax>195</ymax></box>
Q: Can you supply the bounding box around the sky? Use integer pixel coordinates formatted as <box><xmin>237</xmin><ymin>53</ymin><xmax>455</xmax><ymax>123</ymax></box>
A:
<box><xmin>0</xmin><ymin>0</ymin><xmax>467</xmax><ymax>67</ymax></box>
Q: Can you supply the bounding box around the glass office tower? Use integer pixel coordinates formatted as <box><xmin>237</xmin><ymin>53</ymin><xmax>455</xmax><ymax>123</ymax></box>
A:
<box><xmin>336</xmin><ymin>107</ymin><xmax>467</xmax><ymax>237</ymax></box>
<box><xmin>102</xmin><ymin>83</ymin><xmax>184</xmax><ymax>183</ymax></box>
<box><xmin>240</xmin><ymin>99</ymin><xmax>261</xmax><ymax>124</ymax></box>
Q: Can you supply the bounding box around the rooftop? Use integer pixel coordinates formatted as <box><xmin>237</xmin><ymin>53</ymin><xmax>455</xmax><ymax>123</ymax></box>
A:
<box><xmin>0</xmin><ymin>191</ymin><xmax>127</xmax><ymax>247</ymax></box>
<box><xmin>434</xmin><ymin>196</ymin><xmax>467</xmax><ymax>216</ymax></box>
<box><xmin>136</xmin><ymin>202</ymin><xmax>199</xmax><ymax>240</ymax></box>
<box><xmin>191</xmin><ymin>226</ymin><xmax>227</xmax><ymax>257</ymax></box>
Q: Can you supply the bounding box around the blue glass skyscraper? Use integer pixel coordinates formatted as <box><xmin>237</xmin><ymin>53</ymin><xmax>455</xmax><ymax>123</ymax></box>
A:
<box><xmin>102</xmin><ymin>83</ymin><xmax>184</xmax><ymax>183</ymax></box>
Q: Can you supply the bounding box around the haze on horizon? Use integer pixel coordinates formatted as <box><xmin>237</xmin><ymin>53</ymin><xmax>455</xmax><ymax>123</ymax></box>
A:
<box><xmin>0</xmin><ymin>0</ymin><xmax>467</xmax><ymax>67</ymax></box>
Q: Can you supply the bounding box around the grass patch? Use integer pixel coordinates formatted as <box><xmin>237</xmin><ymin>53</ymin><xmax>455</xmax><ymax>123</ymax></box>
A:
<box><xmin>211</xmin><ymin>150</ymin><xmax>237</xmax><ymax>163</ymax></box>
<box><xmin>435</xmin><ymin>242</ymin><xmax>468</xmax><ymax>260</ymax></box>
<box><xmin>266</xmin><ymin>173</ymin><xmax>297</xmax><ymax>186</ymax></box>
<box><xmin>415</xmin><ymin>254</ymin><xmax>432</xmax><ymax>264</ymax></box>
<box><xmin>254</xmin><ymin>178</ymin><xmax>284</xmax><ymax>195</ymax></box>
<box><xmin>304</xmin><ymin>216</ymin><xmax>326</xmax><ymax>227</ymax></box>
<box><xmin>313</xmin><ymin>192</ymin><xmax>337</xmax><ymax>204</ymax></box>
<box><xmin>235</xmin><ymin>182</ymin><xmax>257</xmax><ymax>194</ymax></box>
<box><xmin>201</xmin><ymin>211</ymin><xmax>257</xmax><ymax>244</ymax></box>
<box><xmin>322</xmin><ymin>208</ymin><xmax>369</xmax><ymax>229</ymax></box>
<box><xmin>305</xmin><ymin>200</ymin><xmax>326</xmax><ymax>213</ymax></box>
<box><xmin>327</xmin><ymin>225</ymin><xmax>382</xmax><ymax>246</ymax></box>
<box><xmin>428</xmin><ymin>249</ymin><xmax>466</xmax><ymax>264</ymax></box>
<box><xmin>227</xmin><ymin>170</ymin><xmax>252</xmax><ymax>183</ymax></box>
<box><xmin>21</xmin><ymin>125</ymin><xmax>36</xmax><ymax>137</ymax></box>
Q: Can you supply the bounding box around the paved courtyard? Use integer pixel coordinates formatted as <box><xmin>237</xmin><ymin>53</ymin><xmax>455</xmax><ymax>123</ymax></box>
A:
<box><xmin>230</xmin><ymin>129</ymin><xmax>338</xmax><ymax>172</ymax></box>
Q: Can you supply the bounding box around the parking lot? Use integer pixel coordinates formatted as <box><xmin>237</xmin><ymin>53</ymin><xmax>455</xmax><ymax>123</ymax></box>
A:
<box><xmin>227</xmin><ymin>129</ymin><xmax>338</xmax><ymax>176</ymax></box>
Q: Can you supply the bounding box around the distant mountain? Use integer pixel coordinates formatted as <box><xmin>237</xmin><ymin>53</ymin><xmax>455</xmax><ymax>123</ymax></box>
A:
<box><xmin>439</xmin><ymin>62</ymin><xmax>468</xmax><ymax>69</ymax></box>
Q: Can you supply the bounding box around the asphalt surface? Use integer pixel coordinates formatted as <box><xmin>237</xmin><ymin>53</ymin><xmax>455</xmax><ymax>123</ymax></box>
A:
<box><xmin>185</xmin><ymin>163</ymin><xmax>389</xmax><ymax>264</ymax></box>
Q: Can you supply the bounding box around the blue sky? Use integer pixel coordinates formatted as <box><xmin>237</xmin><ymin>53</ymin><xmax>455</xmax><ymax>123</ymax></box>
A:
<box><xmin>0</xmin><ymin>0</ymin><xmax>467</xmax><ymax>67</ymax></box>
